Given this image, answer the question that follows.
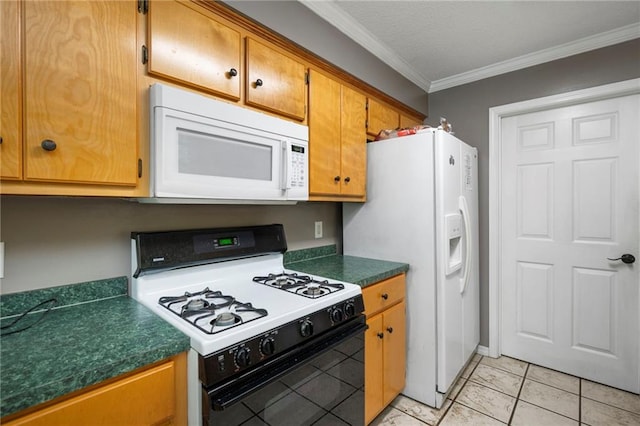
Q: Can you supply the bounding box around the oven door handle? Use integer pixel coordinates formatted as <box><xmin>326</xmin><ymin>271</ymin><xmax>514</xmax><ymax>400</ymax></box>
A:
<box><xmin>206</xmin><ymin>317</ymin><xmax>368</xmax><ymax>411</ymax></box>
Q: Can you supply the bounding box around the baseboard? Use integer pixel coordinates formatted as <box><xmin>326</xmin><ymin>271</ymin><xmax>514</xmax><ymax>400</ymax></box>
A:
<box><xmin>476</xmin><ymin>345</ymin><xmax>490</xmax><ymax>357</ymax></box>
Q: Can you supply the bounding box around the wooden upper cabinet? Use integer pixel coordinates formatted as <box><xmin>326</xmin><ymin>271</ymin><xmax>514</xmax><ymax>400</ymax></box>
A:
<box><xmin>400</xmin><ymin>113</ymin><xmax>424</xmax><ymax>129</ymax></box>
<box><xmin>308</xmin><ymin>70</ymin><xmax>366</xmax><ymax>199</ymax></box>
<box><xmin>0</xmin><ymin>0</ymin><xmax>22</xmax><ymax>180</ymax></box>
<box><xmin>245</xmin><ymin>37</ymin><xmax>306</xmax><ymax>121</ymax></box>
<box><xmin>367</xmin><ymin>98</ymin><xmax>400</xmax><ymax>138</ymax></box>
<box><xmin>309</xmin><ymin>70</ymin><xmax>341</xmax><ymax>195</ymax></box>
<box><xmin>340</xmin><ymin>85</ymin><xmax>366</xmax><ymax>197</ymax></box>
<box><xmin>148</xmin><ymin>0</ymin><xmax>241</xmax><ymax>101</ymax></box>
<box><xmin>22</xmin><ymin>1</ymin><xmax>137</xmax><ymax>185</ymax></box>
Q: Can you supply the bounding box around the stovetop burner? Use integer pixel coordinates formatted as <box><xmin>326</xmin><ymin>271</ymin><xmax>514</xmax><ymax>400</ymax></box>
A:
<box><xmin>253</xmin><ymin>273</ymin><xmax>345</xmax><ymax>299</ymax></box>
<box><xmin>158</xmin><ymin>287</ymin><xmax>268</xmax><ymax>335</ymax></box>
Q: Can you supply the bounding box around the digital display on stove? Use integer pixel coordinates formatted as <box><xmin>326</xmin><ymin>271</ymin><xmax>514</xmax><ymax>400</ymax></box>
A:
<box><xmin>193</xmin><ymin>233</ymin><xmax>245</xmax><ymax>254</ymax></box>
<box><xmin>217</xmin><ymin>237</ymin><xmax>235</xmax><ymax>247</ymax></box>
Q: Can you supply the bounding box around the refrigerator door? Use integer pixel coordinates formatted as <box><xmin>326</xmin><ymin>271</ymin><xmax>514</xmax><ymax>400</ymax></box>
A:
<box><xmin>343</xmin><ymin>131</ymin><xmax>439</xmax><ymax>406</ymax></box>
<box><xmin>460</xmin><ymin>143</ymin><xmax>480</xmax><ymax>367</ymax></box>
<box><xmin>435</xmin><ymin>130</ymin><xmax>479</xmax><ymax>394</ymax></box>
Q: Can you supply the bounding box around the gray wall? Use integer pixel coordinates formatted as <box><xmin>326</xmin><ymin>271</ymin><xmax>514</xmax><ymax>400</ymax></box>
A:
<box><xmin>0</xmin><ymin>197</ymin><xmax>340</xmax><ymax>294</ymax></box>
<box><xmin>428</xmin><ymin>39</ymin><xmax>640</xmax><ymax>346</ymax></box>
<box><xmin>223</xmin><ymin>0</ymin><xmax>429</xmax><ymax>115</ymax></box>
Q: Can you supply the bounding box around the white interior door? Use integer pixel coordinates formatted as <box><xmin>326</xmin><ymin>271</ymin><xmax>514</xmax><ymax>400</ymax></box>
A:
<box><xmin>500</xmin><ymin>94</ymin><xmax>639</xmax><ymax>393</ymax></box>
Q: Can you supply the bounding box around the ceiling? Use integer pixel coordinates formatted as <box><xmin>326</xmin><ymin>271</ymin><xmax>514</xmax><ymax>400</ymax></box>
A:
<box><xmin>299</xmin><ymin>1</ymin><xmax>640</xmax><ymax>93</ymax></box>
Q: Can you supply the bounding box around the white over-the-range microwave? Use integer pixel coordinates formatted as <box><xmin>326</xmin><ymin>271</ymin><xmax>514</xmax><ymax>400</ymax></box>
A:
<box><xmin>139</xmin><ymin>83</ymin><xmax>309</xmax><ymax>204</ymax></box>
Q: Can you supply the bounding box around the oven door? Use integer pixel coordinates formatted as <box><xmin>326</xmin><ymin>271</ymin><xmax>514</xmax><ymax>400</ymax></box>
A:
<box><xmin>202</xmin><ymin>316</ymin><xmax>367</xmax><ymax>425</ymax></box>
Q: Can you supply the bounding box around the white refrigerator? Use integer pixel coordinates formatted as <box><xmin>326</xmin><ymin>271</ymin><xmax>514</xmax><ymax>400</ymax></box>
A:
<box><xmin>343</xmin><ymin>128</ymin><xmax>479</xmax><ymax>408</ymax></box>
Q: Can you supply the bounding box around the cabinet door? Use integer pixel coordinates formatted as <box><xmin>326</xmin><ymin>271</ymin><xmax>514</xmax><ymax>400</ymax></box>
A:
<box><xmin>148</xmin><ymin>0</ymin><xmax>241</xmax><ymax>100</ymax></box>
<box><xmin>400</xmin><ymin>114</ymin><xmax>423</xmax><ymax>129</ymax></box>
<box><xmin>308</xmin><ymin>70</ymin><xmax>341</xmax><ymax>195</ymax></box>
<box><xmin>364</xmin><ymin>314</ymin><xmax>384</xmax><ymax>425</ymax></box>
<box><xmin>0</xmin><ymin>0</ymin><xmax>21</xmax><ymax>180</ymax></box>
<box><xmin>383</xmin><ymin>301</ymin><xmax>406</xmax><ymax>407</ymax></box>
<box><xmin>340</xmin><ymin>85</ymin><xmax>366</xmax><ymax>197</ymax></box>
<box><xmin>367</xmin><ymin>98</ymin><xmax>399</xmax><ymax>138</ymax></box>
<box><xmin>23</xmin><ymin>1</ymin><xmax>137</xmax><ymax>185</ymax></box>
<box><xmin>245</xmin><ymin>37</ymin><xmax>306</xmax><ymax>121</ymax></box>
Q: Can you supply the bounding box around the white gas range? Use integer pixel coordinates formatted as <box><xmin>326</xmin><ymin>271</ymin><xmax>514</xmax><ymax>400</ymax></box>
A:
<box><xmin>131</xmin><ymin>225</ymin><xmax>366</xmax><ymax>426</ymax></box>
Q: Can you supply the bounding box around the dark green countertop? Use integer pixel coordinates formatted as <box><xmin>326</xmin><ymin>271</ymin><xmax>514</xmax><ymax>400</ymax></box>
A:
<box><xmin>0</xmin><ymin>277</ymin><xmax>190</xmax><ymax>419</ymax></box>
<box><xmin>0</xmin><ymin>249</ymin><xmax>406</xmax><ymax>418</ymax></box>
<box><xmin>285</xmin><ymin>246</ymin><xmax>409</xmax><ymax>287</ymax></box>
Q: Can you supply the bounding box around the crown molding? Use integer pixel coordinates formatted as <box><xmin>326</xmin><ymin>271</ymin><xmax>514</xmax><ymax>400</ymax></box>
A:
<box><xmin>299</xmin><ymin>0</ymin><xmax>432</xmax><ymax>92</ymax></box>
<box><xmin>430</xmin><ymin>23</ymin><xmax>640</xmax><ymax>92</ymax></box>
<box><xmin>299</xmin><ymin>1</ymin><xmax>639</xmax><ymax>94</ymax></box>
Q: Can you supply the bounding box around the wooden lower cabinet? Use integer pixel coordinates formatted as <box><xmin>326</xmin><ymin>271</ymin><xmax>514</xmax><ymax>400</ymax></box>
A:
<box><xmin>3</xmin><ymin>353</ymin><xmax>187</xmax><ymax>426</ymax></box>
<box><xmin>363</xmin><ymin>274</ymin><xmax>406</xmax><ymax>424</ymax></box>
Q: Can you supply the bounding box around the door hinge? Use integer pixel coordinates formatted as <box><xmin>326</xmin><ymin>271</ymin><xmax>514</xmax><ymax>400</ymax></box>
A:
<box><xmin>141</xmin><ymin>45</ymin><xmax>148</xmax><ymax>64</ymax></box>
<box><xmin>137</xmin><ymin>0</ymin><xmax>148</xmax><ymax>14</ymax></box>
<box><xmin>138</xmin><ymin>158</ymin><xmax>143</xmax><ymax>178</ymax></box>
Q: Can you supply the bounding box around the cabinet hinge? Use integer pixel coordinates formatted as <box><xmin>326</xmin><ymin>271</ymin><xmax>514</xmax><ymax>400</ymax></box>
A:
<box><xmin>138</xmin><ymin>158</ymin><xmax>143</xmax><ymax>178</ymax></box>
<box><xmin>137</xmin><ymin>0</ymin><xmax>148</xmax><ymax>14</ymax></box>
<box><xmin>141</xmin><ymin>45</ymin><xmax>148</xmax><ymax>64</ymax></box>
<box><xmin>305</xmin><ymin>72</ymin><xmax>310</xmax><ymax>85</ymax></box>
<box><xmin>365</xmin><ymin>99</ymin><xmax>369</xmax><ymax>110</ymax></box>
<box><xmin>365</xmin><ymin>119</ymin><xmax>369</xmax><ymax>130</ymax></box>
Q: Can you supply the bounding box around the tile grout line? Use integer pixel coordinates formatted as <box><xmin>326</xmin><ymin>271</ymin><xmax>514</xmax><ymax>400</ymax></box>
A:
<box><xmin>437</xmin><ymin>357</ymin><xmax>512</xmax><ymax>425</ymax></box>
<box><xmin>579</xmin><ymin>378</ymin><xmax>582</xmax><ymax>425</ymax></box>
<box><xmin>506</xmin><ymin>362</ymin><xmax>530</xmax><ymax>425</ymax></box>
<box><xmin>434</xmin><ymin>358</ymin><xmax>480</xmax><ymax>425</ymax></box>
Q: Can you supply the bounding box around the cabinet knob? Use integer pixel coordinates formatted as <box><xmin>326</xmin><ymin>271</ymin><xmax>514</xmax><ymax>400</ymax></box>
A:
<box><xmin>254</xmin><ymin>79</ymin><xmax>263</xmax><ymax>87</ymax></box>
<box><xmin>344</xmin><ymin>177</ymin><xmax>351</xmax><ymax>183</ymax></box>
<box><xmin>334</xmin><ymin>176</ymin><xmax>341</xmax><ymax>182</ymax></box>
<box><xmin>377</xmin><ymin>332</ymin><xmax>384</xmax><ymax>339</ymax></box>
<box><xmin>41</xmin><ymin>139</ymin><xmax>57</xmax><ymax>151</ymax></box>
<box><xmin>228</xmin><ymin>68</ymin><xmax>238</xmax><ymax>77</ymax></box>
<box><xmin>381</xmin><ymin>293</ymin><xmax>389</xmax><ymax>300</ymax></box>
<box><xmin>387</xmin><ymin>327</ymin><xmax>394</xmax><ymax>334</ymax></box>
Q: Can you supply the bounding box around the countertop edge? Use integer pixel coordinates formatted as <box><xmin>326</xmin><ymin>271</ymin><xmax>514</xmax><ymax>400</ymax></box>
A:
<box><xmin>285</xmin><ymin>253</ymin><xmax>409</xmax><ymax>288</ymax></box>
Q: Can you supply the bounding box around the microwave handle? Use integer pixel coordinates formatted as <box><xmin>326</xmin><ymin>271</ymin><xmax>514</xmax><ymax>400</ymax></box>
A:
<box><xmin>281</xmin><ymin>140</ymin><xmax>291</xmax><ymax>191</ymax></box>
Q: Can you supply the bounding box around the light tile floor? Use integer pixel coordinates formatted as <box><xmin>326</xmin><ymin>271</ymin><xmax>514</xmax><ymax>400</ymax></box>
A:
<box><xmin>371</xmin><ymin>354</ymin><xmax>640</xmax><ymax>425</ymax></box>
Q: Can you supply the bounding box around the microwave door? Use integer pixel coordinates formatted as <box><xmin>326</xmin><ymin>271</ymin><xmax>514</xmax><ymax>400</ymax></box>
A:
<box><xmin>154</xmin><ymin>108</ymin><xmax>290</xmax><ymax>201</ymax></box>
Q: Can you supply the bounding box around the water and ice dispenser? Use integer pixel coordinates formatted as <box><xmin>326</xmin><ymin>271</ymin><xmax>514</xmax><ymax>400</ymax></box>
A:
<box><xmin>445</xmin><ymin>213</ymin><xmax>462</xmax><ymax>275</ymax></box>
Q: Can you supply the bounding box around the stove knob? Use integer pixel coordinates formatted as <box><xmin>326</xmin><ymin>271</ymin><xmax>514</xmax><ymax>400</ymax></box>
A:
<box><xmin>260</xmin><ymin>337</ymin><xmax>276</xmax><ymax>356</ymax></box>
<box><xmin>300</xmin><ymin>319</ymin><xmax>314</xmax><ymax>337</ymax></box>
<box><xmin>331</xmin><ymin>308</ymin><xmax>344</xmax><ymax>323</ymax></box>
<box><xmin>344</xmin><ymin>302</ymin><xmax>356</xmax><ymax>318</ymax></box>
<box><xmin>235</xmin><ymin>347</ymin><xmax>251</xmax><ymax>368</ymax></box>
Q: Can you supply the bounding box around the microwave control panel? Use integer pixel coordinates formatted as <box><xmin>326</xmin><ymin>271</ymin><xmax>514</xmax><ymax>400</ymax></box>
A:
<box><xmin>290</xmin><ymin>144</ymin><xmax>306</xmax><ymax>188</ymax></box>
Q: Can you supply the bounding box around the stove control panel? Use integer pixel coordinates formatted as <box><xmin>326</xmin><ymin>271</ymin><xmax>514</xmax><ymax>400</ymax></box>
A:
<box><xmin>199</xmin><ymin>295</ymin><xmax>365</xmax><ymax>387</ymax></box>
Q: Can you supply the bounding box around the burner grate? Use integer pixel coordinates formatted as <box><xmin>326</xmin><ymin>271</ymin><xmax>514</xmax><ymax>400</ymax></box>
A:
<box><xmin>253</xmin><ymin>273</ymin><xmax>345</xmax><ymax>299</ymax></box>
<box><xmin>158</xmin><ymin>287</ymin><xmax>268</xmax><ymax>335</ymax></box>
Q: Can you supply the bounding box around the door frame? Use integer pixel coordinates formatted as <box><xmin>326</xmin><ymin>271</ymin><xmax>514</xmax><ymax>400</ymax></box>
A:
<box><xmin>488</xmin><ymin>79</ymin><xmax>640</xmax><ymax>372</ymax></box>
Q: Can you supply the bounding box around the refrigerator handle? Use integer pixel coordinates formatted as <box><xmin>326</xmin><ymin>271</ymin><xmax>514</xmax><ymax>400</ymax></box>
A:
<box><xmin>459</xmin><ymin>195</ymin><xmax>473</xmax><ymax>295</ymax></box>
